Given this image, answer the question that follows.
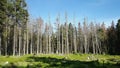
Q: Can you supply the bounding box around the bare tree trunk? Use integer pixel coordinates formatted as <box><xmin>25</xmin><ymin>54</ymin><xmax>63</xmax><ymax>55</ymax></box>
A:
<box><xmin>98</xmin><ymin>40</ymin><xmax>101</xmax><ymax>54</ymax></box>
<box><xmin>58</xmin><ymin>27</ymin><xmax>61</xmax><ymax>54</ymax></box>
<box><xmin>19</xmin><ymin>27</ymin><xmax>21</xmax><ymax>56</ymax></box>
<box><xmin>40</xmin><ymin>33</ymin><xmax>42</xmax><ymax>53</ymax></box>
<box><xmin>0</xmin><ymin>34</ymin><xmax>1</xmax><ymax>55</ymax></box>
<box><xmin>66</xmin><ymin>26</ymin><xmax>69</xmax><ymax>54</ymax></box>
<box><xmin>7</xmin><ymin>25</ymin><xmax>10</xmax><ymax>55</ymax></box>
<box><xmin>16</xmin><ymin>26</ymin><xmax>18</xmax><ymax>55</ymax></box>
<box><xmin>93</xmin><ymin>41</ymin><xmax>95</xmax><ymax>54</ymax></box>
<box><xmin>73</xmin><ymin>27</ymin><xmax>77</xmax><ymax>53</ymax></box>
<box><xmin>56</xmin><ymin>22</ymin><xmax>60</xmax><ymax>54</ymax></box>
<box><xmin>46</xmin><ymin>35</ymin><xmax>48</xmax><ymax>54</ymax></box>
<box><xmin>57</xmin><ymin>28</ymin><xmax>60</xmax><ymax>54</ymax></box>
<box><xmin>48</xmin><ymin>34</ymin><xmax>51</xmax><ymax>54</ymax></box>
<box><xmin>51</xmin><ymin>33</ymin><xmax>53</xmax><ymax>54</ymax></box>
<box><xmin>30</xmin><ymin>24</ymin><xmax>33</xmax><ymax>54</ymax></box>
<box><xmin>5</xmin><ymin>25</ymin><xmax>7</xmax><ymax>55</ymax></box>
<box><xmin>37</xmin><ymin>25</ymin><xmax>40</xmax><ymax>54</ymax></box>
<box><xmin>80</xmin><ymin>37</ymin><xmax>83</xmax><ymax>53</ymax></box>
<box><xmin>83</xmin><ymin>18</ymin><xmax>88</xmax><ymax>54</ymax></box>
<box><xmin>65</xmin><ymin>13</ymin><xmax>69</xmax><ymax>54</ymax></box>
<box><xmin>95</xmin><ymin>33</ymin><xmax>98</xmax><ymax>54</ymax></box>
<box><xmin>26</xmin><ymin>23</ymin><xmax>29</xmax><ymax>54</ymax></box>
<box><xmin>45</xmin><ymin>26</ymin><xmax>48</xmax><ymax>54</ymax></box>
<box><xmin>13</xmin><ymin>25</ymin><xmax>16</xmax><ymax>56</ymax></box>
<box><xmin>84</xmin><ymin>35</ymin><xmax>87</xmax><ymax>53</ymax></box>
<box><xmin>23</xmin><ymin>30</ymin><xmax>26</xmax><ymax>55</ymax></box>
<box><xmin>62</xmin><ymin>26</ymin><xmax>64</xmax><ymax>54</ymax></box>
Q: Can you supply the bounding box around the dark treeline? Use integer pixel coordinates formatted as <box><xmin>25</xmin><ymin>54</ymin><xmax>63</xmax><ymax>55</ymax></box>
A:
<box><xmin>0</xmin><ymin>0</ymin><xmax>120</xmax><ymax>56</ymax></box>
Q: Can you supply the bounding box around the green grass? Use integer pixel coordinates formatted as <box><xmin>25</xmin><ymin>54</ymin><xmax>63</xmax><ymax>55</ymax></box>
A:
<box><xmin>0</xmin><ymin>54</ymin><xmax>120</xmax><ymax>68</ymax></box>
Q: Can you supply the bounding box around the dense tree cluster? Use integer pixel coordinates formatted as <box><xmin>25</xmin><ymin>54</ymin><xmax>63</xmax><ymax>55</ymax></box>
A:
<box><xmin>0</xmin><ymin>0</ymin><xmax>28</xmax><ymax>56</ymax></box>
<box><xmin>0</xmin><ymin>0</ymin><xmax>120</xmax><ymax>56</ymax></box>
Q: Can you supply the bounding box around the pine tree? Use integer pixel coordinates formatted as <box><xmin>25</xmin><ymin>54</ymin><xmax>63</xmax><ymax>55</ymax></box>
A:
<box><xmin>107</xmin><ymin>21</ymin><xmax>116</xmax><ymax>54</ymax></box>
<box><xmin>116</xmin><ymin>19</ymin><xmax>120</xmax><ymax>54</ymax></box>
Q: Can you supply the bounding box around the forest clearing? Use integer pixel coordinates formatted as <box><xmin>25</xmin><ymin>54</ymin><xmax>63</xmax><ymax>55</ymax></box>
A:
<box><xmin>0</xmin><ymin>54</ymin><xmax>120</xmax><ymax>68</ymax></box>
<box><xmin>0</xmin><ymin>0</ymin><xmax>120</xmax><ymax>68</ymax></box>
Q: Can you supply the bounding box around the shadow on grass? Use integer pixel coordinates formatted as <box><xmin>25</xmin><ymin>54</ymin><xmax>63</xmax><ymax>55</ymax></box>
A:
<box><xmin>25</xmin><ymin>56</ymin><xmax>120</xmax><ymax>68</ymax></box>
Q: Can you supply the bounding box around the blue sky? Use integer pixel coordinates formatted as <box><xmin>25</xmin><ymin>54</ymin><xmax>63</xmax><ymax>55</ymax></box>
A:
<box><xmin>26</xmin><ymin>0</ymin><xmax>120</xmax><ymax>26</ymax></box>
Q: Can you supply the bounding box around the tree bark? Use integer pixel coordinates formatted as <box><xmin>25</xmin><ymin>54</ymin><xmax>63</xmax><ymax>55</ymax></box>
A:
<box><xmin>37</xmin><ymin>24</ymin><xmax>40</xmax><ymax>54</ymax></box>
<box><xmin>13</xmin><ymin>25</ymin><xmax>16</xmax><ymax>56</ymax></box>
<box><xmin>18</xmin><ymin>27</ymin><xmax>21</xmax><ymax>56</ymax></box>
<box><xmin>0</xmin><ymin>34</ymin><xmax>1</xmax><ymax>55</ymax></box>
<box><xmin>74</xmin><ymin>27</ymin><xmax>77</xmax><ymax>53</ymax></box>
<box><xmin>30</xmin><ymin>24</ymin><xmax>33</xmax><ymax>54</ymax></box>
<box><xmin>23</xmin><ymin>30</ymin><xmax>26</xmax><ymax>55</ymax></box>
<box><xmin>26</xmin><ymin>23</ymin><xmax>29</xmax><ymax>54</ymax></box>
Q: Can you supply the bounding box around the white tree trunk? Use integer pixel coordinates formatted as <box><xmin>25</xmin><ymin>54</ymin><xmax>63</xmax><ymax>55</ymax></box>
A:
<box><xmin>74</xmin><ymin>28</ymin><xmax>77</xmax><ymax>53</ymax></box>
<box><xmin>23</xmin><ymin>30</ymin><xmax>26</xmax><ymax>55</ymax></box>
<box><xmin>30</xmin><ymin>25</ymin><xmax>33</xmax><ymax>54</ymax></box>
<box><xmin>37</xmin><ymin>25</ymin><xmax>40</xmax><ymax>54</ymax></box>
<box><xmin>18</xmin><ymin>27</ymin><xmax>21</xmax><ymax>56</ymax></box>
<box><xmin>84</xmin><ymin>35</ymin><xmax>87</xmax><ymax>53</ymax></box>
<box><xmin>40</xmin><ymin>33</ymin><xmax>42</xmax><ymax>53</ymax></box>
<box><xmin>26</xmin><ymin>23</ymin><xmax>29</xmax><ymax>54</ymax></box>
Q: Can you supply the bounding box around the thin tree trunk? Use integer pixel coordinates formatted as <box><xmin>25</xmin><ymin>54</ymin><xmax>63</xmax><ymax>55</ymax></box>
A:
<box><xmin>74</xmin><ymin>28</ymin><xmax>77</xmax><ymax>53</ymax></box>
<box><xmin>16</xmin><ymin>26</ymin><xmax>18</xmax><ymax>55</ymax></box>
<box><xmin>56</xmin><ymin>17</ymin><xmax>60</xmax><ymax>54</ymax></box>
<box><xmin>12</xmin><ymin>25</ymin><xmax>16</xmax><ymax>56</ymax></box>
<box><xmin>65</xmin><ymin>13</ymin><xmax>69</xmax><ymax>54</ymax></box>
<box><xmin>0</xmin><ymin>34</ymin><xmax>1</xmax><ymax>55</ymax></box>
<box><xmin>93</xmin><ymin>41</ymin><xmax>95</xmax><ymax>54</ymax></box>
<box><xmin>30</xmin><ymin>25</ymin><xmax>33</xmax><ymax>54</ymax></box>
<box><xmin>80</xmin><ymin>37</ymin><xmax>83</xmax><ymax>53</ymax></box>
<box><xmin>84</xmin><ymin>35</ymin><xmax>87</xmax><ymax>53</ymax></box>
<box><xmin>37</xmin><ymin>24</ymin><xmax>39</xmax><ymax>54</ymax></box>
<box><xmin>26</xmin><ymin>23</ymin><xmax>29</xmax><ymax>54</ymax></box>
<box><xmin>7</xmin><ymin>25</ymin><xmax>10</xmax><ymax>55</ymax></box>
<box><xmin>19</xmin><ymin>27</ymin><xmax>21</xmax><ymax>56</ymax></box>
<box><xmin>5</xmin><ymin>25</ymin><xmax>7</xmax><ymax>55</ymax></box>
<box><xmin>66</xmin><ymin>26</ymin><xmax>69</xmax><ymax>54</ymax></box>
<box><xmin>48</xmin><ymin>34</ymin><xmax>51</xmax><ymax>54</ymax></box>
<box><xmin>95</xmin><ymin>33</ymin><xmax>98</xmax><ymax>54</ymax></box>
<box><xmin>23</xmin><ymin>30</ymin><xmax>26</xmax><ymax>55</ymax></box>
<box><xmin>40</xmin><ymin>33</ymin><xmax>42</xmax><ymax>53</ymax></box>
<box><xmin>62</xmin><ymin>26</ymin><xmax>64</xmax><ymax>54</ymax></box>
<box><xmin>58</xmin><ymin>26</ymin><xmax>61</xmax><ymax>54</ymax></box>
<box><xmin>45</xmin><ymin>34</ymin><xmax>47</xmax><ymax>54</ymax></box>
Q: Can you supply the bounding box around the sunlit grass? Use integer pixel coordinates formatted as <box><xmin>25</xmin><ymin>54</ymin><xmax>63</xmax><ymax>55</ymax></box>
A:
<box><xmin>0</xmin><ymin>54</ymin><xmax>120</xmax><ymax>68</ymax></box>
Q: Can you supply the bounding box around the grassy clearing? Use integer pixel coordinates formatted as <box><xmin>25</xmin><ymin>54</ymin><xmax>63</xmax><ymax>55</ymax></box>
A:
<box><xmin>0</xmin><ymin>54</ymin><xmax>120</xmax><ymax>68</ymax></box>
